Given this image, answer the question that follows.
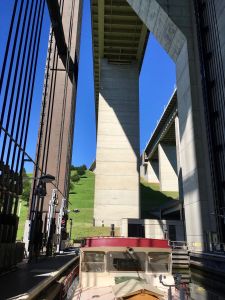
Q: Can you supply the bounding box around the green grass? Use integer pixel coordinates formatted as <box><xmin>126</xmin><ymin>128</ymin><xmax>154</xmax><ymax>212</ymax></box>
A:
<box><xmin>16</xmin><ymin>173</ymin><xmax>32</xmax><ymax>240</ymax></box>
<box><xmin>140</xmin><ymin>178</ymin><xmax>178</xmax><ymax>219</ymax></box>
<box><xmin>16</xmin><ymin>171</ymin><xmax>179</xmax><ymax>240</ymax></box>
<box><xmin>69</xmin><ymin>170</ymin><xmax>115</xmax><ymax>239</ymax></box>
<box><xmin>17</xmin><ymin>200</ymin><xmax>29</xmax><ymax>240</ymax></box>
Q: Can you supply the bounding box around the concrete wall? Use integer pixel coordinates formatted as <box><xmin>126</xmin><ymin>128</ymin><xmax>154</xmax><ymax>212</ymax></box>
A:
<box><xmin>140</xmin><ymin>162</ymin><xmax>147</xmax><ymax>180</ymax></box>
<box><xmin>147</xmin><ymin>160</ymin><xmax>160</xmax><ymax>183</ymax></box>
<box><xmin>94</xmin><ymin>59</ymin><xmax>140</xmax><ymax>227</ymax></box>
<box><xmin>121</xmin><ymin>218</ymin><xmax>184</xmax><ymax>241</ymax></box>
<box><xmin>140</xmin><ymin>158</ymin><xmax>159</xmax><ymax>184</ymax></box>
<box><xmin>158</xmin><ymin>143</ymin><xmax>178</xmax><ymax>192</ymax></box>
<box><xmin>127</xmin><ymin>0</ymin><xmax>217</xmax><ymax>251</ymax></box>
<box><xmin>175</xmin><ymin>116</ymin><xmax>184</xmax><ymax>201</ymax></box>
<box><xmin>145</xmin><ymin>219</ymin><xmax>184</xmax><ymax>241</ymax></box>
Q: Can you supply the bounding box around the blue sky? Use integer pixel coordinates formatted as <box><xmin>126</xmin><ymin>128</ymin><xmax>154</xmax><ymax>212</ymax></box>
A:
<box><xmin>0</xmin><ymin>0</ymin><xmax>175</xmax><ymax>172</ymax></box>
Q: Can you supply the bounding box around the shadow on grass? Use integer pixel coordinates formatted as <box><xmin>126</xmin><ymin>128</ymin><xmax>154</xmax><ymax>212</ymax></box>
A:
<box><xmin>140</xmin><ymin>182</ymin><xmax>175</xmax><ymax>219</ymax></box>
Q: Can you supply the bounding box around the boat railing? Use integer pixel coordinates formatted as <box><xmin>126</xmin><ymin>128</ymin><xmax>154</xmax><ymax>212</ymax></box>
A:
<box><xmin>208</xmin><ymin>242</ymin><xmax>225</xmax><ymax>254</ymax></box>
<box><xmin>169</xmin><ymin>241</ymin><xmax>188</xmax><ymax>250</ymax></box>
<box><xmin>186</xmin><ymin>241</ymin><xmax>225</xmax><ymax>253</ymax></box>
<box><xmin>21</xmin><ymin>256</ymin><xmax>80</xmax><ymax>299</ymax></box>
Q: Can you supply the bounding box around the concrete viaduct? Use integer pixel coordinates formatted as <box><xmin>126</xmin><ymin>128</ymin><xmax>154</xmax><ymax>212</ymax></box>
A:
<box><xmin>1</xmin><ymin>0</ymin><xmax>225</xmax><ymax>267</ymax></box>
<box><xmin>91</xmin><ymin>0</ymin><xmax>225</xmax><ymax>252</ymax></box>
<box><xmin>140</xmin><ymin>90</ymin><xmax>179</xmax><ymax>194</ymax></box>
<box><xmin>23</xmin><ymin>0</ymin><xmax>225</xmax><ymax>253</ymax></box>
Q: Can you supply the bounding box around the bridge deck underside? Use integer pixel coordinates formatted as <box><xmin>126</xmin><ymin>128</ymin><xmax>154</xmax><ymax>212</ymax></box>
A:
<box><xmin>145</xmin><ymin>92</ymin><xmax>177</xmax><ymax>160</ymax></box>
<box><xmin>91</xmin><ymin>0</ymin><xmax>148</xmax><ymax>112</ymax></box>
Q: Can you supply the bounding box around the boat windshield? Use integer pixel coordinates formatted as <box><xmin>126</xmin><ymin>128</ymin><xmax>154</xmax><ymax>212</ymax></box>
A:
<box><xmin>81</xmin><ymin>251</ymin><xmax>105</xmax><ymax>272</ymax></box>
<box><xmin>107</xmin><ymin>251</ymin><xmax>145</xmax><ymax>272</ymax></box>
<box><xmin>147</xmin><ymin>252</ymin><xmax>170</xmax><ymax>273</ymax></box>
<box><xmin>81</xmin><ymin>251</ymin><xmax>170</xmax><ymax>273</ymax></box>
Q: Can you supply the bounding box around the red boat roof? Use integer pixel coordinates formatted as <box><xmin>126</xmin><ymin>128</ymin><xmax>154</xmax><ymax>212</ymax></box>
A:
<box><xmin>83</xmin><ymin>237</ymin><xmax>170</xmax><ymax>248</ymax></box>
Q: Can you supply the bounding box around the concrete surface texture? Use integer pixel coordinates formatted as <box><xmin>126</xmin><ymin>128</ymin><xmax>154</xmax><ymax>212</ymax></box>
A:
<box><xmin>147</xmin><ymin>160</ymin><xmax>160</xmax><ymax>184</ymax></box>
<box><xmin>94</xmin><ymin>59</ymin><xmax>140</xmax><ymax>227</ymax></box>
<box><xmin>140</xmin><ymin>160</ymin><xmax>159</xmax><ymax>184</ymax></box>
<box><xmin>121</xmin><ymin>218</ymin><xmax>184</xmax><ymax>241</ymax></box>
<box><xmin>144</xmin><ymin>219</ymin><xmax>184</xmax><ymax>241</ymax></box>
<box><xmin>127</xmin><ymin>0</ymin><xmax>216</xmax><ymax>251</ymax></box>
<box><xmin>158</xmin><ymin>143</ymin><xmax>178</xmax><ymax>192</ymax></box>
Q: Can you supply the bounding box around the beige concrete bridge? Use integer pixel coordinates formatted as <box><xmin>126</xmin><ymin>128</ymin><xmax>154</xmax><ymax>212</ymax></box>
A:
<box><xmin>92</xmin><ymin>0</ymin><xmax>148</xmax><ymax>227</ymax></box>
<box><xmin>91</xmin><ymin>0</ymin><xmax>223</xmax><ymax>252</ymax></box>
<box><xmin>1</xmin><ymin>0</ymin><xmax>225</xmax><ymax>272</ymax></box>
<box><xmin>141</xmin><ymin>90</ymin><xmax>179</xmax><ymax>193</ymax></box>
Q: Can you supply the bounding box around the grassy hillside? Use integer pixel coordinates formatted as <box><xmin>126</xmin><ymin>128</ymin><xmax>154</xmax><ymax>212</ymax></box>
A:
<box><xmin>69</xmin><ymin>170</ymin><xmax>115</xmax><ymax>239</ymax></box>
<box><xmin>17</xmin><ymin>201</ymin><xmax>29</xmax><ymax>240</ymax></box>
<box><xmin>16</xmin><ymin>171</ymin><xmax>179</xmax><ymax>240</ymax></box>
<box><xmin>16</xmin><ymin>170</ymin><xmax>105</xmax><ymax>241</ymax></box>
<box><xmin>140</xmin><ymin>178</ymin><xmax>178</xmax><ymax>219</ymax></box>
<box><xmin>16</xmin><ymin>173</ymin><xmax>32</xmax><ymax>240</ymax></box>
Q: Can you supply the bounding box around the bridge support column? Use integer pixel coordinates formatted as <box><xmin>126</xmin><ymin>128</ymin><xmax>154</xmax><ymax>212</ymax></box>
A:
<box><xmin>175</xmin><ymin>116</ymin><xmax>184</xmax><ymax>201</ymax></box>
<box><xmin>140</xmin><ymin>158</ymin><xmax>159</xmax><ymax>184</ymax></box>
<box><xmin>94</xmin><ymin>59</ymin><xmax>140</xmax><ymax>227</ymax></box>
<box><xmin>147</xmin><ymin>160</ymin><xmax>159</xmax><ymax>184</ymax></box>
<box><xmin>127</xmin><ymin>0</ymin><xmax>217</xmax><ymax>251</ymax></box>
<box><xmin>158</xmin><ymin>143</ymin><xmax>178</xmax><ymax>192</ymax></box>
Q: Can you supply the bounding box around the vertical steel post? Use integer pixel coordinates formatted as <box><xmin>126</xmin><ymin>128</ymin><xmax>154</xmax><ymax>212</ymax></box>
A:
<box><xmin>56</xmin><ymin>198</ymin><xmax>66</xmax><ymax>252</ymax></box>
<box><xmin>46</xmin><ymin>189</ymin><xmax>58</xmax><ymax>256</ymax></box>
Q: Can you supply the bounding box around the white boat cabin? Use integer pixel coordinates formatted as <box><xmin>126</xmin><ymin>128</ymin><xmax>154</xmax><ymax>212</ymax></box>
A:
<box><xmin>74</xmin><ymin>237</ymin><xmax>176</xmax><ymax>300</ymax></box>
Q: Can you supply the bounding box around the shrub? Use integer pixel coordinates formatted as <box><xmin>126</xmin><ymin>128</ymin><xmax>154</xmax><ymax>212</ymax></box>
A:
<box><xmin>77</xmin><ymin>168</ymin><xmax>85</xmax><ymax>176</ymax></box>
<box><xmin>71</xmin><ymin>173</ymin><xmax>80</xmax><ymax>182</ymax></box>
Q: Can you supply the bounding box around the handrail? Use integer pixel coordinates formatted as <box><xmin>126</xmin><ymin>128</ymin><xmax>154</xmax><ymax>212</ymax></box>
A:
<box><xmin>17</xmin><ymin>256</ymin><xmax>79</xmax><ymax>300</ymax></box>
<box><xmin>169</xmin><ymin>241</ymin><xmax>188</xmax><ymax>250</ymax></box>
<box><xmin>208</xmin><ymin>242</ymin><xmax>225</xmax><ymax>253</ymax></box>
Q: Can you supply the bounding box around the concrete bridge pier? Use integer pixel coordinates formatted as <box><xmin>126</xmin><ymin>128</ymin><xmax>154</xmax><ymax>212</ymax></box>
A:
<box><xmin>146</xmin><ymin>160</ymin><xmax>159</xmax><ymax>184</ymax></box>
<box><xmin>128</xmin><ymin>0</ymin><xmax>217</xmax><ymax>251</ymax></box>
<box><xmin>158</xmin><ymin>143</ymin><xmax>178</xmax><ymax>192</ymax></box>
<box><xmin>94</xmin><ymin>59</ymin><xmax>140</xmax><ymax>227</ymax></box>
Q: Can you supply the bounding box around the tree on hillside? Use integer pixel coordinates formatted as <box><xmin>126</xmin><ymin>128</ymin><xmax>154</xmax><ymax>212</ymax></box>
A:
<box><xmin>80</xmin><ymin>164</ymin><xmax>87</xmax><ymax>171</ymax></box>
<box><xmin>77</xmin><ymin>168</ymin><xmax>85</xmax><ymax>176</ymax></box>
<box><xmin>70</xmin><ymin>164</ymin><xmax>87</xmax><ymax>179</ymax></box>
<box><xmin>70</xmin><ymin>181</ymin><xmax>75</xmax><ymax>192</ymax></box>
<box><xmin>71</xmin><ymin>173</ymin><xmax>80</xmax><ymax>183</ymax></box>
<box><xmin>69</xmin><ymin>164</ymin><xmax>87</xmax><ymax>194</ymax></box>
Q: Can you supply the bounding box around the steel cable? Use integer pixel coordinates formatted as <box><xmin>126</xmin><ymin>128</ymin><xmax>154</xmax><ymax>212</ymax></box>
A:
<box><xmin>56</xmin><ymin>0</ymin><xmax>76</xmax><ymax>188</ymax></box>
<box><xmin>10</xmin><ymin>0</ymin><xmax>39</xmax><ymax>171</ymax></box>
<box><xmin>0</xmin><ymin>0</ymin><xmax>24</xmax><ymax>136</ymax></box>
<box><xmin>1</xmin><ymin>0</ymin><xmax>30</xmax><ymax>165</ymax></box>
<box><xmin>0</xmin><ymin>0</ymin><xmax>18</xmax><ymax>94</ymax></box>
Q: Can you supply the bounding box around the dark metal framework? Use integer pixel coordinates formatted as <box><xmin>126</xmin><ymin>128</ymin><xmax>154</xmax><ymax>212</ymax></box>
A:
<box><xmin>0</xmin><ymin>0</ymin><xmax>45</xmax><ymax>243</ymax></box>
<box><xmin>31</xmin><ymin>0</ymin><xmax>79</xmax><ymax>214</ymax></box>
<box><xmin>195</xmin><ymin>0</ymin><xmax>225</xmax><ymax>241</ymax></box>
<box><xmin>29</xmin><ymin>0</ymin><xmax>80</xmax><ymax>257</ymax></box>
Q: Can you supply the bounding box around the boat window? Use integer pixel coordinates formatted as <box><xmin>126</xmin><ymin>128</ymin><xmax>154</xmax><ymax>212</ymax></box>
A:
<box><xmin>147</xmin><ymin>252</ymin><xmax>170</xmax><ymax>273</ymax></box>
<box><xmin>107</xmin><ymin>251</ymin><xmax>145</xmax><ymax>272</ymax></box>
<box><xmin>81</xmin><ymin>251</ymin><xmax>105</xmax><ymax>272</ymax></box>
